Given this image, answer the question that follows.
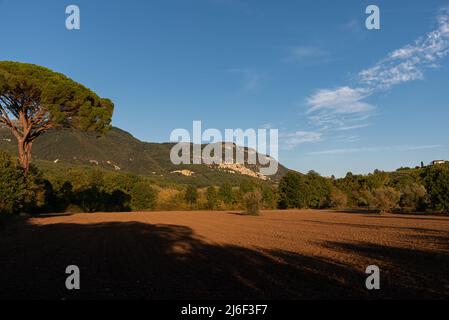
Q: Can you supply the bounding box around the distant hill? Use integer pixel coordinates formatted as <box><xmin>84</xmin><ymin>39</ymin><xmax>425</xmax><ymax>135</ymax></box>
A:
<box><xmin>0</xmin><ymin>127</ymin><xmax>289</xmax><ymax>186</ymax></box>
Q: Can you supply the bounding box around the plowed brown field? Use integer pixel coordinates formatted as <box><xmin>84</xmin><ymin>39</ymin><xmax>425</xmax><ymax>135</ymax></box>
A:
<box><xmin>1</xmin><ymin>210</ymin><xmax>449</xmax><ymax>299</ymax></box>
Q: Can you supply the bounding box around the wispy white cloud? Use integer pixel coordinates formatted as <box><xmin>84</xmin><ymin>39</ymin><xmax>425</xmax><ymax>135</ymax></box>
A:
<box><xmin>335</xmin><ymin>124</ymin><xmax>370</xmax><ymax>131</ymax></box>
<box><xmin>306</xmin><ymin>101</ymin><xmax>373</xmax><ymax>132</ymax></box>
<box><xmin>282</xmin><ymin>131</ymin><xmax>322</xmax><ymax>149</ymax></box>
<box><xmin>308</xmin><ymin>145</ymin><xmax>442</xmax><ymax>155</ymax></box>
<box><xmin>303</xmin><ymin>7</ymin><xmax>449</xmax><ymax>135</ymax></box>
<box><xmin>360</xmin><ymin>8</ymin><xmax>449</xmax><ymax>89</ymax></box>
<box><xmin>306</xmin><ymin>87</ymin><xmax>374</xmax><ymax>115</ymax></box>
<box><xmin>335</xmin><ymin>135</ymin><xmax>361</xmax><ymax>143</ymax></box>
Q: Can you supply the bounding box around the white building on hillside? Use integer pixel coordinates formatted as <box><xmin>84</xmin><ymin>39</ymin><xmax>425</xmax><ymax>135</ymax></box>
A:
<box><xmin>432</xmin><ymin>160</ymin><xmax>448</xmax><ymax>165</ymax></box>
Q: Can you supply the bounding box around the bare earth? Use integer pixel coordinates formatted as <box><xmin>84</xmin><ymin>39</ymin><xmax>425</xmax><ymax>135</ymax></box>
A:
<box><xmin>1</xmin><ymin>210</ymin><xmax>449</xmax><ymax>299</ymax></box>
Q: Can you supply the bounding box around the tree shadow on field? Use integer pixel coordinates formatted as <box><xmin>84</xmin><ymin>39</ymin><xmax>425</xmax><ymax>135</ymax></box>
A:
<box><xmin>303</xmin><ymin>219</ymin><xmax>447</xmax><ymax>235</ymax></box>
<box><xmin>333</xmin><ymin>209</ymin><xmax>381</xmax><ymax>215</ymax></box>
<box><xmin>322</xmin><ymin>239</ymin><xmax>449</xmax><ymax>299</ymax></box>
<box><xmin>0</xmin><ymin>218</ymin><xmax>448</xmax><ymax>300</ymax></box>
<box><xmin>224</xmin><ymin>211</ymin><xmax>248</xmax><ymax>216</ymax></box>
<box><xmin>334</xmin><ymin>210</ymin><xmax>449</xmax><ymax>220</ymax></box>
<box><xmin>365</xmin><ymin>215</ymin><xmax>449</xmax><ymax>222</ymax></box>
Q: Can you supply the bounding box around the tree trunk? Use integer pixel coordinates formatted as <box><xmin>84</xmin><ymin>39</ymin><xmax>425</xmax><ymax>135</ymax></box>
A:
<box><xmin>17</xmin><ymin>138</ymin><xmax>32</xmax><ymax>174</ymax></box>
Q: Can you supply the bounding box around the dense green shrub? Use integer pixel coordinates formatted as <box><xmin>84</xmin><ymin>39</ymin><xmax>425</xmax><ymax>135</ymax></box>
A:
<box><xmin>185</xmin><ymin>185</ymin><xmax>198</xmax><ymax>204</ymax></box>
<box><xmin>0</xmin><ymin>151</ymin><xmax>29</xmax><ymax>214</ymax></box>
<box><xmin>206</xmin><ymin>186</ymin><xmax>218</xmax><ymax>210</ymax></box>
<box><xmin>422</xmin><ymin>165</ymin><xmax>449</xmax><ymax>212</ymax></box>
<box><xmin>103</xmin><ymin>172</ymin><xmax>140</xmax><ymax>194</ymax></box>
<box><xmin>260</xmin><ymin>185</ymin><xmax>278</xmax><ymax>209</ymax></box>
<box><xmin>219</xmin><ymin>182</ymin><xmax>235</xmax><ymax>205</ymax></box>
<box><xmin>303</xmin><ymin>171</ymin><xmax>331</xmax><ymax>208</ymax></box>
<box><xmin>329</xmin><ymin>187</ymin><xmax>348</xmax><ymax>209</ymax></box>
<box><xmin>130</xmin><ymin>181</ymin><xmax>158</xmax><ymax>211</ymax></box>
<box><xmin>0</xmin><ymin>151</ymin><xmax>45</xmax><ymax>214</ymax></box>
<box><xmin>278</xmin><ymin>171</ymin><xmax>330</xmax><ymax>209</ymax></box>
<box><xmin>399</xmin><ymin>183</ymin><xmax>428</xmax><ymax>212</ymax></box>
<box><xmin>244</xmin><ymin>190</ymin><xmax>262</xmax><ymax>216</ymax></box>
<box><xmin>278</xmin><ymin>171</ymin><xmax>304</xmax><ymax>209</ymax></box>
<box><xmin>369</xmin><ymin>187</ymin><xmax>401</xmax><ymax>213</ymax></box>
<box><xmin>239</xmin><ymin>180</ymin><xmax>255</xmax><ymax>194</ymax></box>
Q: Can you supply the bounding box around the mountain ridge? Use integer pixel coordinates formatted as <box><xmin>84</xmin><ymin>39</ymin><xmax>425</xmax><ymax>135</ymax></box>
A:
<box><xmin>0</xmin><ymin>127</ymin><xmax>289</xmax><ymax>186</ymax></box>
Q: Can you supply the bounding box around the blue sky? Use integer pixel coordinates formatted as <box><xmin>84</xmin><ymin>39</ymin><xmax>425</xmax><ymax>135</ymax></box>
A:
<box><xmin>1</xmin><ymin>0</ymin><xmax>449</xmax><ymax>177</ymax></box>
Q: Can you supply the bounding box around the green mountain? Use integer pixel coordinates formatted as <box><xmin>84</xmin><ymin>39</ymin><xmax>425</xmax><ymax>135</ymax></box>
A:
<box><xmin>0</xmin><ymin>127</ymin><xmax>288</xmax><ymax>186</ymax></box>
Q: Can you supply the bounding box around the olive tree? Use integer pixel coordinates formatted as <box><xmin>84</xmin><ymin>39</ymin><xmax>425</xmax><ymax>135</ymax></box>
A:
<box><xmin>0</xmin><ymin>61</ymin><xmax>114</xmax><ymax>172</ymax></box>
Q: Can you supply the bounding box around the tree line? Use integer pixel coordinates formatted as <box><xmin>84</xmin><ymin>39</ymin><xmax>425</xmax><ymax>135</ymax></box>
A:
<box><xmin>278</xmin><ymin>165</ymin><xmax>449</xmax><ymax>213</ymax></box>
<box><xmin>0</xmin><ymin>151</ymin><xmax>449</xmax><ymax>213</ymax></box>
<box><xmin>0</xmin><ymin>150</ymin><xmax>276</xmax><ymax>215</ymax></box>
<box><xmin>1</xmin><ymin>149</ymin><xmax>448</xmax><ymax>215</ymax></box>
